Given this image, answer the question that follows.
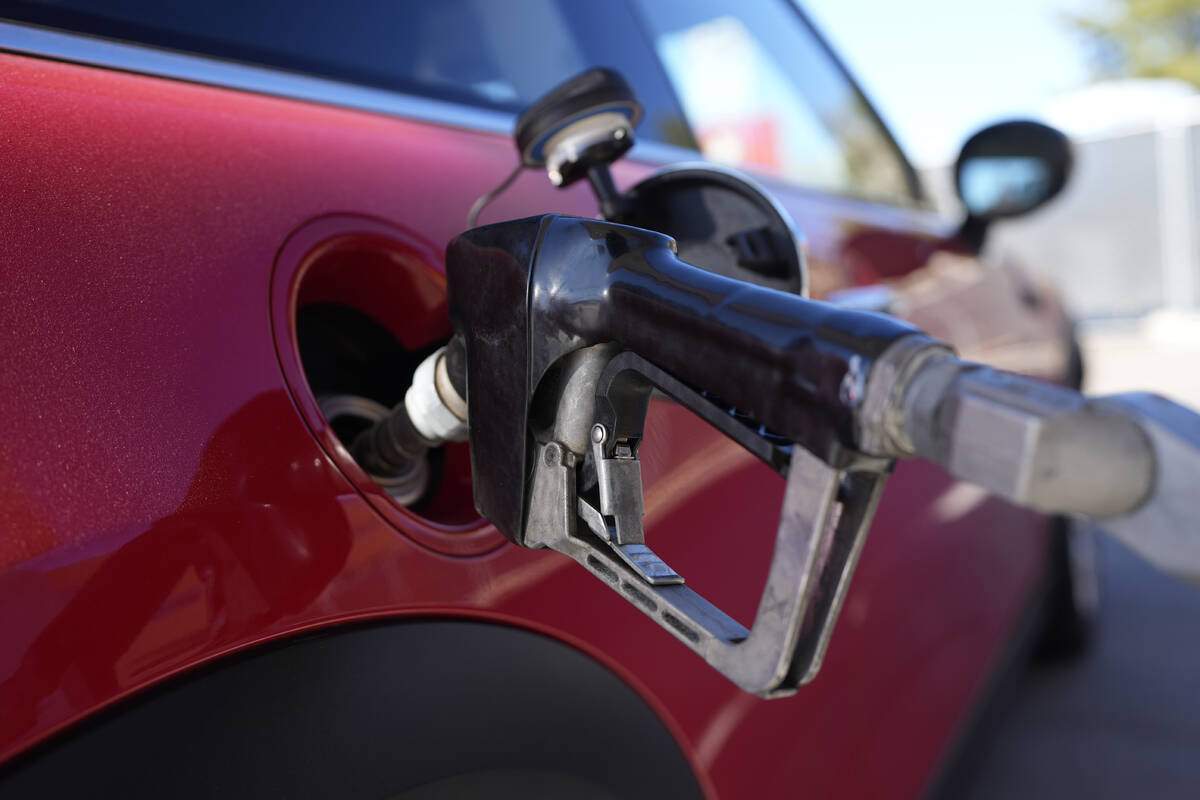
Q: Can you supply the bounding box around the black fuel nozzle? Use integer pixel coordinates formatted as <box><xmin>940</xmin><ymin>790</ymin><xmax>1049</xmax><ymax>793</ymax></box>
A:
<box><xmin>442</xmin><ymin>214</ymin><xmax>918</xmax><ymax>695</ymax></box>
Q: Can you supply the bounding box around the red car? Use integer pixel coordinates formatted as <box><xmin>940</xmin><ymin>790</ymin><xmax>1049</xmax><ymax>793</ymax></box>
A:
<box><xmin>0</xmin><ymin>2</ymin><xmax>1084</xmax><ymax>797</ymax></box>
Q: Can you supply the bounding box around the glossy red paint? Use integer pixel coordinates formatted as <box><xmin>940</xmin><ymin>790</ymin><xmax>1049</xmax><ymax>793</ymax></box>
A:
<box><xmin>0</xmin><ymin>54</ymin><xmax>1049</xmax><ymax>798</ymax></box>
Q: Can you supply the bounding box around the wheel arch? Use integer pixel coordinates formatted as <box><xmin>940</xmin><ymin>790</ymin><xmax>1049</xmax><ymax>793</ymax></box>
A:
<box><xmin>0</xmin><ymin>618</ymin><xmax>707</xmax><ymax>799</ymax></box>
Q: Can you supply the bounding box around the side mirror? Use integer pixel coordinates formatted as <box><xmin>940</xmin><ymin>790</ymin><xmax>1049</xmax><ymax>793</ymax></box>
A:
<box><xmin>954</xmin><ymin>120</ymin><xmax>1072</xmax><ymax>249</ymax></box>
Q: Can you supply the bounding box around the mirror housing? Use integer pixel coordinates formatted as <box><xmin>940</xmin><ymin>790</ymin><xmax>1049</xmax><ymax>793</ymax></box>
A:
<box><xmin>954</xmin><ymin>120</ymin><xmax>1072</xmax><ymax>250</ymax></box>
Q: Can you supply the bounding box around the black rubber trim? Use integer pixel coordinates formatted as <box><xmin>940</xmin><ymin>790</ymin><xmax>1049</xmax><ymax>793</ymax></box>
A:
<box><xmin>0</xmin><ymin>619</ymin><xmax>704</xmax><ymax>799</ymax></box>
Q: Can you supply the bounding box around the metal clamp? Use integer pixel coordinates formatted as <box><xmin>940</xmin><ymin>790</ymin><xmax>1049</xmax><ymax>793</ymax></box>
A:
<box><xmin>581</xmin><ymin>423</ymin><xmax>683</xmax><ymax>585</ymax></box>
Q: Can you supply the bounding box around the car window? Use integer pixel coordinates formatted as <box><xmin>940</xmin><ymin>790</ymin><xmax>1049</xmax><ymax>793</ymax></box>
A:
<box><xmin>629</xmin><ymin>0</ymin><xmax>920</xmax><ymax>206</ymax></box>
<box><xmin>3</xmin><ymin>0</ymin><xmax>698</xmax><ymax>150</ymax></box>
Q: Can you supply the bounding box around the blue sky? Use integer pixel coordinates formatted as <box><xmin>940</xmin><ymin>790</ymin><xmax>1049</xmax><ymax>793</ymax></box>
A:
<box><xmin>804</xmin><ymin>0</ymin><xmax>1094</xmax><ymax>165</ymax></box>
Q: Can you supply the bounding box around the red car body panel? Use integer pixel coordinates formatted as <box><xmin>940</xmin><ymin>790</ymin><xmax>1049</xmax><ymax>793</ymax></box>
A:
<box><xmin>0</xmin><ymin>54</ymin><xmax>1049</xmax><ymax>797</ymax></box>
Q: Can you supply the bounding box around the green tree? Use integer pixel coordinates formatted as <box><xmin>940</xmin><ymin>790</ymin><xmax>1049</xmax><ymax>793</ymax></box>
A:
<box><xmin>1068</xmin><ymin>0</ymin><xmax>1200</xmax><ymax>87</ymax></box>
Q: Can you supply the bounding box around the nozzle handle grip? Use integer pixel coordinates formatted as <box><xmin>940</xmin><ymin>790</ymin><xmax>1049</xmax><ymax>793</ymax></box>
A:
<box><xmin>520</xmin><ymin>216</ymin><xmax>921</xmax><ymax>461</ymax></box>
<box><xmin>446</xmin><ymin>215</ymin><xmax>918</xmax><ymax>538</ymax></box>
